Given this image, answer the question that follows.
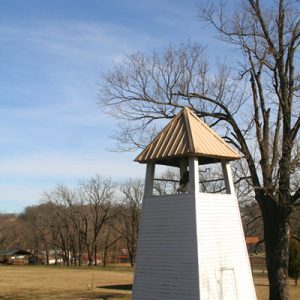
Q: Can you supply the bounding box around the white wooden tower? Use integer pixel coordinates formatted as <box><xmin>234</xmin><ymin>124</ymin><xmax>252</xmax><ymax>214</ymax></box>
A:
<box><xmin>132</xmin><ymin>107</ymin><xmax>257</xmax><ymax>300</ymax></box>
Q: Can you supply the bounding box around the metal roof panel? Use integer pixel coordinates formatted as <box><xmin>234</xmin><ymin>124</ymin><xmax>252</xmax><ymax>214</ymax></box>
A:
<box><xmin>135</xmin><ymin>107</ymin><xmax>240</xmax><ymax>164</ymax></box>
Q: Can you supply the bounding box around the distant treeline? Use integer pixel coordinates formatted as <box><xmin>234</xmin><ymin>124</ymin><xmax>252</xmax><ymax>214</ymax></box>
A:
<box><xmin>1</xmin><ymin>174</ymin><xmax>300</xmax><ymax>267</ymax></box>
<box><xmin>0</xmin><ymin>176</ymin><xmax>142</xmax><ymax>267</ymax></box>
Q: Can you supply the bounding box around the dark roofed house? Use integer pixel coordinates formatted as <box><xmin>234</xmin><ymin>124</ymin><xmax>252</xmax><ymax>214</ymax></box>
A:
<box><xmin>0</xmin><ymin>249</ymin><xmax>32</xmax><ymax>265</ymax></box>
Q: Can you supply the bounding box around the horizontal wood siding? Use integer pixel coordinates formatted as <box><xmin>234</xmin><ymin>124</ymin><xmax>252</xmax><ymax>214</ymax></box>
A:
<box><xmin>133</xmin><ymin>192</ymin><xmax>256</xmax><ymax>300</ymax></box>
<box><xmin>132</xmin><ymin>193</ymin><xmax>200</xmax><ymax>300</ymax></box>
<box><xmin>196</xmin><ymin>193</ymin><xmax>257</xmax><ymax>300</ymax></box>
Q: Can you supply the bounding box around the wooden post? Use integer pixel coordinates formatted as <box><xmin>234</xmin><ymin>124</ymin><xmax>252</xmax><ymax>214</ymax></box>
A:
<box><xmin>144</xmin><ymin>163</ymin><xmax>155</xmax><ymax>196</ymax></box>
<box><xmin>222</xmin><ymin>161</ymin><xmax>234</xmax><ymax>194</ymax></box>
<box><xmin>188</xmin><ymin>156</ymin><xmax>199</xmax><ymax>194</ymax></box>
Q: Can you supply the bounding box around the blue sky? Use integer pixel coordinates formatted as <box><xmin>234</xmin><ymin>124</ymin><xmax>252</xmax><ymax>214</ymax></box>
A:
<box><xmin>0</xmin><ymin>0</ymin><xmax>232</xmax><ymax>212</ymax></box>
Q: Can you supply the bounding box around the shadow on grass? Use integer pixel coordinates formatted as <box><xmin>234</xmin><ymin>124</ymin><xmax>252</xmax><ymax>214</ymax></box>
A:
<box><xmin>97</xmin><ymin>294</ymin><xmax>129</xmax><ymax>299</ymax></box>
<box><xmin>98</xmin><ymin>284</ymin><xmax>132</xmax><ymax>291</ymax></box>
<box><xmin>97</xmin><ymin>284</ymin><xmax>132</xmax><ymax>299</ymax></box>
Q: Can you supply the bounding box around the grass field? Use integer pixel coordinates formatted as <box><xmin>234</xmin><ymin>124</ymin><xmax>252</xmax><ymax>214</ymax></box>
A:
<box><xmin>0</xmin><ymin>265</ymin><xmax>299</xmax><ymax>299</ymax></box>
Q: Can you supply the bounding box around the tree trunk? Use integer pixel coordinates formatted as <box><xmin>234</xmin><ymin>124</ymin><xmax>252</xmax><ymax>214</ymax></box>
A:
<box><xmin>130</xmin><ymin>255</ymin><xmax>134</xmax><ymax>267</ymax></box>
<box><xmin>78</xmin><ymin>239</ymin><xmax>83</xmax><ymax>266</ymax></box>
<box><xmin>94</xmin><ymin>244</ymin><xmax>98</xmax><ymax>266</ymax></box>
<box><xmin>78</xmin><ymin>252</ymin><xmax>82</xmax><ymax>266</ymax></box>
<box><xmin>73</xmin><ymin>248</ymin><xmax>77</xmax><ymax>266</ymax></box>
<box><xmin>66</xmin><ymin>251</ymin><xmax>70</xmax><ymax>266</ymax></box>
<box><xmin>128</xmin><ymin>246</ymin><xmax>134</xmax><ymax>267</ymax></box>
<box><xmin>260</xmin><ymin>196</ymin><xmax>291</xmax><ymax>300</ymax></box>
<box><xmin>103</xmin><ymin>247</ymin><xmax>108</xmax><ymax>267</ymax></box>
<box><xmin>45</xmin><ymin>245</ymin><xmax>49</xmax><ymax>265</ymax></box>
<box><xmin>87</xmin><ymin>247</ymin><xmax>93</xmax><ymax>266</ymax></box>
<box><xmin>54</xmin><ymin>248</ymin><xmax>57</xmax><ymax>265</ymax></box>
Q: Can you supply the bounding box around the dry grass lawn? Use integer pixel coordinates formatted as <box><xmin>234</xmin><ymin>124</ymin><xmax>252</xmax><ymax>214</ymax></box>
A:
<box><xmin>0</xmin><ymin>265</ymin><xmax>133</xmax><ymax>299</ymax></box>
<box><xmin>0</xmin><ymin>265</ymin><xmax>299</xmax><ymax>299</ymax></box>
<box><xmin>254</xmin><ymin>273</ymin><xmax>299</xmax><ymax>300</ymax></box>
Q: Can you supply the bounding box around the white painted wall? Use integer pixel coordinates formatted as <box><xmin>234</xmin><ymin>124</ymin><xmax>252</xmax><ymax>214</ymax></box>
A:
<box><xmin>196</xmin><ymin>193</ymin><xmax>257</xmax><ymax>300</ymax></box>
<box><xmin>132</xmin><ymin>193</ymin><xmax>200</xmax><ymax>300</ymax></box>
<box><xmin>132</xmin><ymin>192</ymin><xmax>257</xmax><ymax>300</ymax></box>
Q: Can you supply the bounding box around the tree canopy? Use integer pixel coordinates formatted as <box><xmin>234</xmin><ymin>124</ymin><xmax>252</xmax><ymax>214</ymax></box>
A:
<box><xmin>99</xmin><ymin>1</ymin><xmax>300</xmax><ymax>299</ymax></box>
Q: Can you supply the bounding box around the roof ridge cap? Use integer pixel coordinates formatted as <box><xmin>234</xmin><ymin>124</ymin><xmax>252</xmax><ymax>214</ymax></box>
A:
<box><xmin>182</xmin><ymin>108</ymin><xmax>195</xmax><ymax>153</ymax></box>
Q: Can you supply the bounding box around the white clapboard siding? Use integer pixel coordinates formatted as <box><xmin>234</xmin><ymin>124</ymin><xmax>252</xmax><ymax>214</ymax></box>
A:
<box><xmin>196</xmin><ymin>193</ymin><xmax>257</xmax><ymax>300</ymax></box>
<box><xmin>132</xmin><ymin>192</ymin><xmax>257</xmax><ymax>300</ymax></box>
<box><xmin>132</xmin><ymin>193</ymin><xmax>200</xmax><ymax>300</ymax></box>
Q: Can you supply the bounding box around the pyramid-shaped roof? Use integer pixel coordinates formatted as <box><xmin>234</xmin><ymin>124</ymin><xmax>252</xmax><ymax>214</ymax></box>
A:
<box><xmin>135</xmin><ymin>107</ymin><xmax>240</xmax><ymax>165</ymax></box>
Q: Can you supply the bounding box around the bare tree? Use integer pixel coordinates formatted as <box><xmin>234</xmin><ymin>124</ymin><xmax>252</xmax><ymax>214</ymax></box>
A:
<box><xmin>21</xmin><ymin>204</ymin><xmax>56</xmax><ymax>264</ymax></box>
<box><xmin>100</xmin><ymin>220</ymin><xmax>121</xmax><ymax>267</ymax></box>
<box><xmin>0</xmin><ymin>213</ymin><xmax>29</xmax><ymax>251</ymax></box>
<box><xmin>79</xmin><ymin>175</ymin><xmax>113</xmax><ymax>266</ymax></box>
<box><xmin>241</xmin><ymin>201</ymin><xmax>264</xmax><ymax>239</ymax></box>
<box><xmin>44</xmin><ymin>179</ymin><xmax>113</xmax><ymax>266</ymax></box>
<box><xmin>99</xmin><ymin>42</ymin><xmax>212</xmax><ymax>151</ymax></box>
<box><xmin>44</xmin><ymin>186</ymin><xmax>83</xmax><ymax>266</ymax></box>
<box><xmin>98</xmin><ymin>1</ymin><xmax>300</xmax><ymax>297</ymax></box>
<box><xmin>115</xmin><ymin>179</ymin><xmax>143</xmax><ymax>266</ymax></box>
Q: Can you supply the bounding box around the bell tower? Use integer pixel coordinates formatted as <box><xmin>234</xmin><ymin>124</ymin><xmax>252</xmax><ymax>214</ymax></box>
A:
<box><xmin>132</xmin><ymin>107</ymin><xmax>257</xmax><ymax>300</ymax></box>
